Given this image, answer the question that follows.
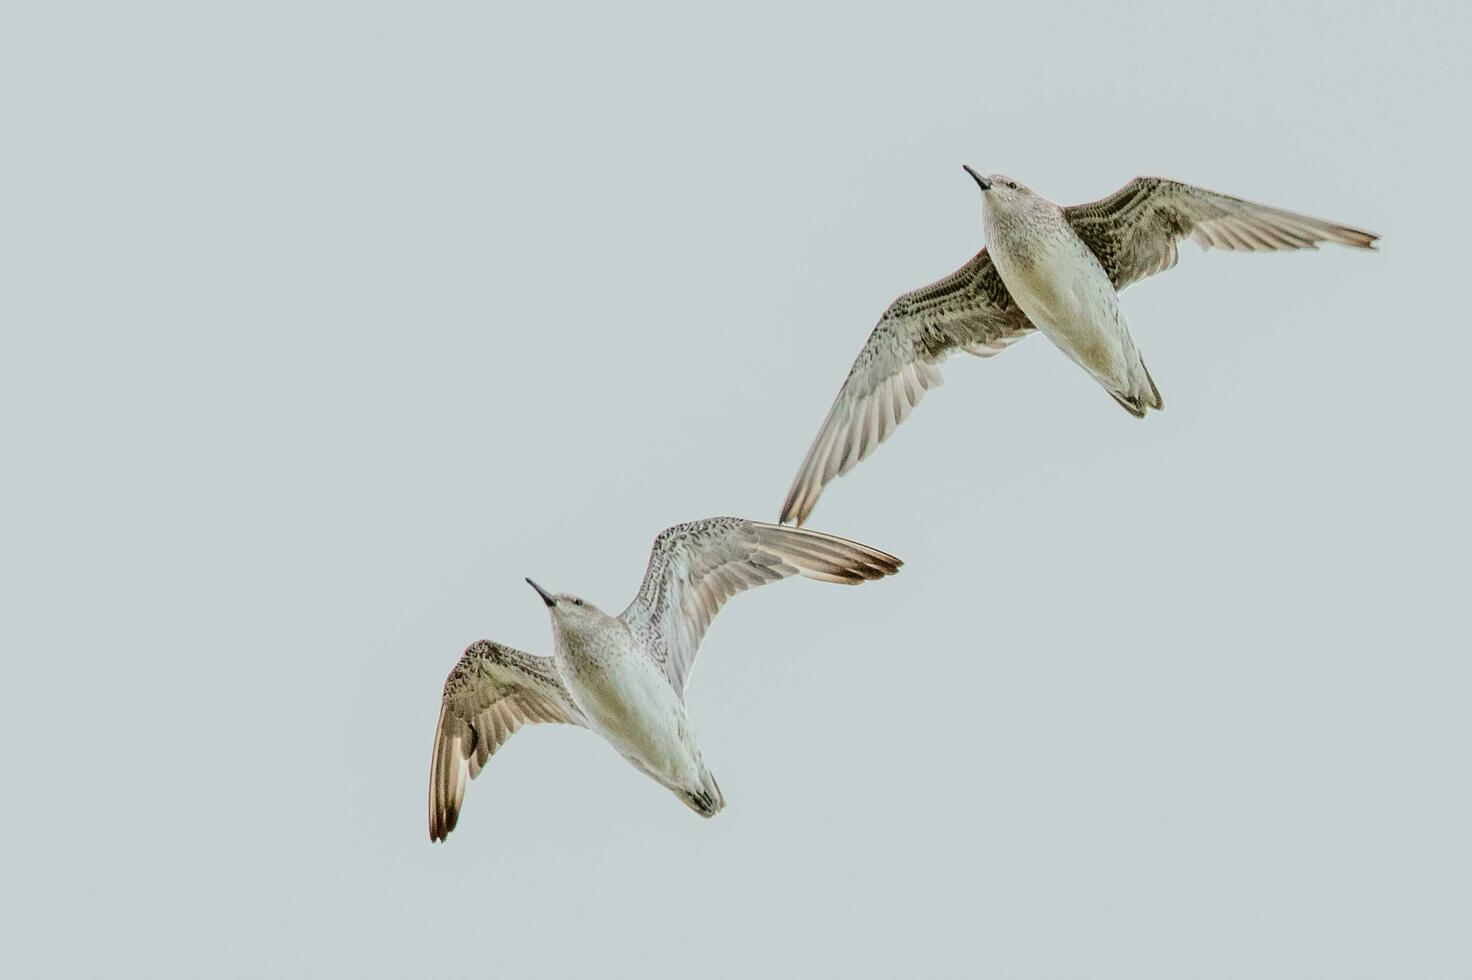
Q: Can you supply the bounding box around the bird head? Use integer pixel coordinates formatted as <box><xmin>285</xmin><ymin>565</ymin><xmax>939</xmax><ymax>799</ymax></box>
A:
<box><xmin>963</xmin><ymin>166</ymin><xmax>1033</xmax><ymax>209</ymax></box>
<box><xmin>525</xmin><ymin>578</ymin><xmax>612</xmax><ymax>638</ymax></box>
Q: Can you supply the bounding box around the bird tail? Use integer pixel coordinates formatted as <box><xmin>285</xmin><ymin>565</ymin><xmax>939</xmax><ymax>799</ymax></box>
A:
<box><xmin>678</xmin><ymin>769</ymin><xmax>726</xmax><ymax>818</ymax></box>
<box><xmin>1141</xmin><ymin>359</ymin><xmax>1164</xmax><ymax>410</ymax></box>
<box><xmin>1108</xmin><ymin>358</ymin><xmax>1164</xmax><ymax>418</ymax></box>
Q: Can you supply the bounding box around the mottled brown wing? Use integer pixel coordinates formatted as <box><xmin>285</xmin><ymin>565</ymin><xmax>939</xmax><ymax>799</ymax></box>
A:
<box><xmin>621</xmin><ymin>517</ymin><xmax>902</xmax><ymax>695</ymax></box>
<box><xmin>428</xmin><ymin>641</ymin><xmax>586</xmax><ymax>842</ymax></box>
<box><xmin>779</xmin><ymin>249</ymin><xmax>1034</xmax><ymax>526</ymax></box>
<box><xmin>1065</xmin><ymin>177</ymin><xmax>1378</xmax><ymax>291</ymax></box>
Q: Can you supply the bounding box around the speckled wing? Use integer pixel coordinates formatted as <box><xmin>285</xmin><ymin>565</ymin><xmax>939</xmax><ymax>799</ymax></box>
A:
<box><xmin>779</xmin><ymin>249</ymin><xmax>1033</xmax><ymax>526</ymax></box>
<box><xmin>621</xmin><ymin>517</ymin><xmax>902</xmax><ymax>695</ymax></box>
<box><xmin>428</xmin><ymin>640</ymin><xmax>586</xmax><ymax>842</ymax></box>
<box><xmin>1064</xmin><ymin>177</ymin><xmax>1379</xmax><ymax>292</ymax></box>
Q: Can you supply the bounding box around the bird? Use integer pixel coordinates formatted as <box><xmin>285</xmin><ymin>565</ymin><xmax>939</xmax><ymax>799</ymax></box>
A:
<box><xmin>427</xmin><ymin>516</ymin><xmax>901</xmax><ymax>841</ymax></box>
<box><xmin>778</xmin><ymin>168</ymin><xmax>1378</xmax><ymax>526</ymax></box>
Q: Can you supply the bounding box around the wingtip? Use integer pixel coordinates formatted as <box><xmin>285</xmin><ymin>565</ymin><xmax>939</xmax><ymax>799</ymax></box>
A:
<box><xmin>433</xmin><ymin>808</ymin><xmax>459</xmax><ymax>843</ymax></box>
<box><xmin>777</xmin><ymin>494</ymin><xmax>810</xmax><ymax>528</ymax></box>
<box><xmin>1331</xmin><ymin>223</ymin><xmax>1378</xmax><ymax>250</ymax></box>
<box><xmin>428</xmin><ymin>810</ymin><xmax>453</xmax><ymax>843</ymax></box>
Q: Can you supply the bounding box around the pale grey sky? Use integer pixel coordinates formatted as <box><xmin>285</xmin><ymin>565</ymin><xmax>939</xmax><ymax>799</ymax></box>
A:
<box><xmin>3</xmin><ymin>1</ymin><xmax>1468</xmax><ymax>977</ymax></box>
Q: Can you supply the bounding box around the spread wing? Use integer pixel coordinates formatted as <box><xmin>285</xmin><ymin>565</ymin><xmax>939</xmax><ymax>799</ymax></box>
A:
<box><xmin>428</xmin><ymin>640</ymin><xmax>586</xmax><ymax>842</ymax></box>
<box><xmin>1065</xmin><ymin>177</ymin><xmax>1379</xmax><ymax>291</ymax></box>
<box><xmin>779</xmin><ymin>248</ymin><xmax>1034</xmax><ymax>526</ymax></box>
<box><xmin>620</xmin><ymin>517</ymin><xmax>902</xmax><ymax>695</ymax></box>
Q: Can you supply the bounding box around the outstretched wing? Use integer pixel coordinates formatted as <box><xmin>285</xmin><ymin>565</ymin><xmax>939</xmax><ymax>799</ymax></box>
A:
<box><xmin>779</xmin><ymin>249</ymin><xmax>1034</xmax><ymax>526</ymax></box>
<box><xmin>428</xmin><ymin>640</ymin><xmax>586</xmax><ymax>842</ymax></box>
<box><xmin>1065</xmin><ymin>177</ymin><xmax>1378</xmax><ymax>292</ymax></box>
<box><xmin>621</xmin><ymin>517</ymin><xmax>902</xmax><ymax>695</ymax></box>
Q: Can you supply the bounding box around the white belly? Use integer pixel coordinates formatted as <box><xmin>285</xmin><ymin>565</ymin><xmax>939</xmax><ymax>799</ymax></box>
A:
<box><xmin>997</xmin><ymin>239</ymin><xmax>1135</xmax><ymax>384</ymax></box>
<box><xmin>560</xmin><ymin>648</ymin><xmax>700</xmax><ymax>786</ymax></box>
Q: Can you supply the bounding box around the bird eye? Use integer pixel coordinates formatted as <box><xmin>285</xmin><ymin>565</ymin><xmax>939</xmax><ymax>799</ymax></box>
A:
<box><xmin>573</xmin><ymin>598</ymin><xmax>584</xmax><ymax>606</ymax></box>
<box><xmin>1008</xmin><ymin>181</ymin><xmax>1017</xmax><ymax>190</ymax></box>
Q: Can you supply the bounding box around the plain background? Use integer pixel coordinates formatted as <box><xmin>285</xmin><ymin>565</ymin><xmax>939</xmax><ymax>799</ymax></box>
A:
<box><xmin>3</xmin><ymin>1</ymin><xmax>1468</xmax><ymax>976</ymax></box>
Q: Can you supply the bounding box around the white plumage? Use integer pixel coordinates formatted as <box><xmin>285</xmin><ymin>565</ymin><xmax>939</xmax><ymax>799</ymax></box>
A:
<box><xmin>428</xmin><ymin>517</ymin><xmax>901</xmax><ymax>841</ymax></box>
<box><xmin>779</xmin><ymin>169</ymin><xmax>1377</xmax><ymax>526</ymax></box>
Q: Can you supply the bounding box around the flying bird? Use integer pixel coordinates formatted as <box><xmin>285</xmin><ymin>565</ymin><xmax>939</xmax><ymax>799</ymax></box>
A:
<box><xmin>428</xmin><ymin>517</ymin><xmax>901</xmax><ymax>841</ymax></box>
<box><xmin>779</xmin><ymin>170</ymin><xmax>1378</xmax><ymax>525</ymax></box>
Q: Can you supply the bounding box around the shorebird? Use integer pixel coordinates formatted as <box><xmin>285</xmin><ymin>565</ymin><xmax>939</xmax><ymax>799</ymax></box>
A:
<box><xmin>428</xmin><ymin>517</ymin><xmax>901</xmax><ymax>841</ymax></box>
<box><xmin>779</xmin><ymin>169</ymin><xmax>1378</xmax><ymax>525</ymax></box>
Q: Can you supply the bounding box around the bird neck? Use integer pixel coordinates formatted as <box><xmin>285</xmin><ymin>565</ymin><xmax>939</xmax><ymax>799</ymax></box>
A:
<box><xmin>553</xmin><ymin>616</ymin><xmax>627</xmax><ymax>664</ymax></box>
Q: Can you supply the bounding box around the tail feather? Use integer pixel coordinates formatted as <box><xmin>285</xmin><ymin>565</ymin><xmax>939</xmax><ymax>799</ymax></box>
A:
<box><xmin>1141</xmin><ymin>358</ymin><xmax>1164</xmax><ymax>410</ymax></box>
<box><xmin>1109</xmin><ymin>390</ymin><xmax>1149</xmax><ymax>418</ymax></box>
<box><xmin>1108</xmin><ymin>358</ymin><xmax>1164</xmax><ymax>418</ymax></box>
<box><xmin>677</xmin><ymin>769</ymin><xmax>726</xmax><ymax>818</ymax></box>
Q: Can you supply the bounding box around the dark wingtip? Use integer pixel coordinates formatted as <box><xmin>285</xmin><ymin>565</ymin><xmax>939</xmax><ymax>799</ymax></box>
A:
<box><xmin>777</xmin><ymin>490</ymin><xmax>805</xmax><ymax>527</ymax></box>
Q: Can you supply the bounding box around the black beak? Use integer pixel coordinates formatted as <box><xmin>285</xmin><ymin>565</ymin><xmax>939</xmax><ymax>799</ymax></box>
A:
<box><xmin>963</xmin><ymin>165</ymin><xmax>991</xmax><ymax>191</ymax></box>
<box><xmin>525</xmin><ymin>578</ymin><xmax>556</xmax><ymax>607</ymax></box>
